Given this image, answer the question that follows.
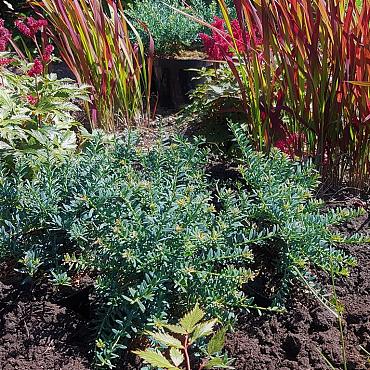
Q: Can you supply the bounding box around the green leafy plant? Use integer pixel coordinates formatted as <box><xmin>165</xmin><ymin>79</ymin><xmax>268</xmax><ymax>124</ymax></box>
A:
<box><xmin>1</xmin><ymin>129</ymin><xmax>368</xmax><ymax>368</ymax></box>
<box><xmin>181</xmin><ymin>64</ymin><xmax>243</xmax><ymax>125</ymax></box>
<box><xmin>229</xmin><ymin>122</ymin><xmax>370</xmax><ymax>303</ymax></box>
<box><xmin>0</xmin><ymin>131</ymin><xmax>258</xmax><ymax>367</ymax></box>
<box><xmin>35</xmin><ymin>0</ymin><xmax>152</xmax><ymax>130</ymax></box>
<box><xmin>133</xmin><ymin>305</ymin><xmax>233</xmax><ymax>370</ymax></box>
<box><xmin>0</xmin><ymin>68</ymin><xmax>89</xmax><ymax>171</ymax></box>
<box><xmin>0</xmin><ymin>17</ymin><xmax>89</xmax><ymax>172</ymax></box>
<box><xmin>127</xmin><ymin>0</ymin><xmax>224</xmax><ymax>57</ymax></box>
<box><xmin>50</xmin><ymin>270</ymin><xmax>72</xmax><ymax>286</ymax></box>
<box><xmin>16</xmin><ymin>250</ymin><xmax>43</xmax><ymax>277</ymax></box>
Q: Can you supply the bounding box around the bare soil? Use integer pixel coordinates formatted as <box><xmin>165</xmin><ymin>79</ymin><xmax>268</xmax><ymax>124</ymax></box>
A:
<box><xmin>226</xmin><ymin>199</ymin><xmax>370</xmax><ymax>370</ymax></box>
<box><xmin>226</xmin><ymin>241</ymin><xmax>370</xmax><ymax>370</ymax></box>
<box><xmin>0</xmin><ymin>264</ymin><xmax>92</xmax><ymax>370</ymax></box>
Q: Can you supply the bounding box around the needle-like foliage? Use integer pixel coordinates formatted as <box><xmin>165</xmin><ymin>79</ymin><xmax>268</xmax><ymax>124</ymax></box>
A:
<box><xmin>0</xmin><ymin>130</ymin><xmax>367</xmax><ymax>368</ymax></box>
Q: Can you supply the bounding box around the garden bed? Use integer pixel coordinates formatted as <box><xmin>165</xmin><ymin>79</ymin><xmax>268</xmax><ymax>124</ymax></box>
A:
<box><xmin>0</xmin><ymin>1</ymin><xmax>369</xmax><ymax>369</ymax></box>
<box><xmin>0</xmin><ymin>198</ymin><xmax>368</xmax><ymax>370</ymax></box>
<box><xmin>226</xmin><ymin>210</ymin><xmax>370</xmax><ymax>370</ymax></box>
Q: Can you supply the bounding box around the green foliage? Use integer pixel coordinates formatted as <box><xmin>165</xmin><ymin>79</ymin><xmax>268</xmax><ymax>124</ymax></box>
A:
<box><xmin>0</xmin><ymin>16</ymin><xmax>89</xmax><ymax>173</ymax></box>
<box><xmin>229</xmin><ymin>122</ymin><xmax>368</xmax><ymax>303</ymax></box>
<box><xmin>127</xmin><ymin>0</ymin><xmax>231</xmax><ymax>56</ymax></box>
<box><xmin>0</xmin><ymin>130</ymin><xmax>367</xmax><ymax>368</ymax></box>
<box><xmin>16</xmin><ymin>250</ymin><xmax>43</xmax><ymax>277</ymax></box>
<box><xmin>133</xmin><ymin>305</ymin><xmax>233</xmax><ymax>370</ymax></box>
<box><xmin>0</xmin><ymin>61</ymin><xmax>89</xmax><ymax>172</ymax></box>
<box><xmin>181</xmin><ymin>65</ymin><xmax>242</xmax><ymax>124</ymax></box>
<box><xmin>0</xmin><ymin>131</ymin><xmax>257</xmax><ymax>367</ymax></box>
<box><xmin>50</xmin><ymin>270</ymin><xmax>72</xmax><ymax>286</ymax></box>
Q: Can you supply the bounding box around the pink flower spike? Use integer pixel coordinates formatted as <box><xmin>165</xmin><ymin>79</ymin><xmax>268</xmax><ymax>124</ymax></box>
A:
<box><xmin>42</xmin><ymin>44</ymin><xmax>54</xmax><ymax>62</ymax></box>
<box><xmin>15</xmin><ymin>19</ymin><xmax>32</xmax><ymax>38</ymax></box>
<box><xmin>44</xmin><ymin>44</ymin><xmax>54</xmax><ymax>54</ymax></box>
<box><xmin>0</xmin><ymin>18</ymin><xmax>12</xmax><ymax>51</ymax></box>
<box><xmin>15</xmin><ymin>17</ymin><xmax>48</xmax><ymax>38</ymax></box>
<box><xmin>0</xmin><ymin>58</ymin><xmax>14</xmax><ymax>66</ymax></box>
<box><xmin>27</xmin><ymin>58</ymin><xmax>44</xmax><ymax>77</ymax></box>
<box><xmin>27</xmin><ymin>95</ymin><xmax>39</xmax><ymax>105</ymax></box>
<box><xmin>26</xmin><ymin>17</ymin><xmax>48</xmax><ymax>32</ymax></box>
<box><xmin>199</xmin><ymin>17</ymin><xmax>259</xmax><ymax>60</ymax></box>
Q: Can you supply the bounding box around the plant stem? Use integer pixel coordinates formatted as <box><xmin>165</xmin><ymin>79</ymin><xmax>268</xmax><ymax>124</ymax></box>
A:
<box><xmin>338</xmin><ymin>314</ymin><xmax>347</xmax><ymax>370</ymax></box>
<box><xmin>198</xmin><ymin>359</ymin><xmax>206</xmax><ymax>370</ymax></box>
<box><xmin>34</xmin><ymin>75</ymin><xmax>41</xmax><ymax>127</ymax></box>
<box><xmin>329</xmin><ymin>253</ymin><xmax>347</xmax><ymax>370</ymax></box>
<box><xmin>184</xmin><ymin>334</ymin><xmax>191</xmax><ymax>370</ymax></box>
<box><xmin>293</xmin><ymin>266</ymin><xmax>338</xmax><ymax>318</ymax></box>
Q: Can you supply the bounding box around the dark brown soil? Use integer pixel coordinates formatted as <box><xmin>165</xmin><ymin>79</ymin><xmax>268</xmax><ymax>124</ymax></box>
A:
<box><xmin>0</xmin><ymin>265</ymin><xmax>92</xmax><ymax>370</ymax></box>
<box><xmin>0</xmin><ymin>199</ymin><xmax>368</xmax><ymax>370</ymax></box>
<box><xmin>226</xmin><ymin>208</ymin><xmax>370</xmax><ymax>370</ymax></box>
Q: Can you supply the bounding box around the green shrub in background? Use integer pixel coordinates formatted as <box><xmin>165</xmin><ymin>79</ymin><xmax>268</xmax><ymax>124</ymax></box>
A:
<box><xmin>181</xmin><ymin>65</ymin><xmax>242</xmax><ymax>125</ymax></box>
<box><xmin>229</xmin><ymin>122</ymin><xmax>369</xmax><ymax>302</ymax></box>
<box><xmin>0</xmin><ymin>129</ymin><xmax>367</xmax><ymax>368</ymax></box>
<box><xmin>127</xmin><ymin>0</ymin><xmax>233</xmax><ymax>56</ymax></box>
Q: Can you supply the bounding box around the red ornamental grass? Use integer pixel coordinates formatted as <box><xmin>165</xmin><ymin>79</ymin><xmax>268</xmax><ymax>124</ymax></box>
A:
<box><xmin>220</xmin><ymin>0</ymin><xmax>370</xmax><ymax>185</ymax></box>
<box><xmin>35</xmin><ymin>0</ymin><xmax>153</xmax><ymax>130</ymax></box>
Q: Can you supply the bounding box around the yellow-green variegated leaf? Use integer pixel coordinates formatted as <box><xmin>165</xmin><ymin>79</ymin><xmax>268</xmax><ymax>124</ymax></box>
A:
<box><xmin>179</xmin><ymin>304</ymin><xmax>205</xmax><ymax>333</ymax></box>
<box><xmin>170</xmin><ymin>348</ymin><xmax>184</xmax><ymax>367</ymax></box>
<box><xmin>163</xmin><ymin>324</ymin><xmax>188</xmax><ymax>335</ymax></box>
<box><xmin>191</xmin><ymin>319</ymin><xmax>218</xmax><ymax>342</ymax></box>
<box><xmin>132</xmin><ymin>350</ymin><xmax>180</xmax><ymax>370</ymax></box>
<box><xmin>146</xmin><ymin>331</ymin><xmax>183</xmax><ymax>349</ymax></box>
<box><xmin>204</xmin><ymin>357</ymin><xmax>233</xmax><ymax>369</ymax></box>
<box><xmin>207</xmin><ymin>328</ymin><xmax>227</xmax><ymax>355</ymax></box>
